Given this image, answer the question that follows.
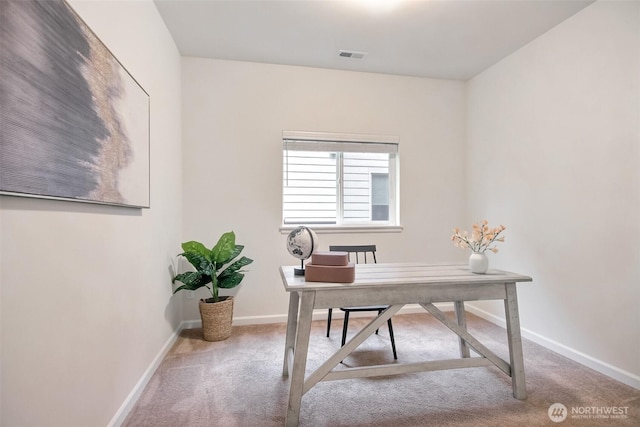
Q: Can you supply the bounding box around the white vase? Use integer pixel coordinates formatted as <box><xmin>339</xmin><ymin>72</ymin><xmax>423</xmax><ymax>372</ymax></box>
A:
<box><xmin>469</xmin><ymin>252</ymin><xmax>489</xmax><ymax>274</ymax></box>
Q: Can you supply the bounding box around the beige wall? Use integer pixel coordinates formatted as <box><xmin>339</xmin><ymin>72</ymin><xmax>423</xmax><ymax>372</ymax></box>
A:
<box><xmin>0</xmin><ymin>0</ymin><xmax>182</xmax><ymax>425</ymax></box>
<box><xmin>2</xmin><ymin>0</ymin><xmax>638</xmax><ymax>424</ymax></box>
<box><xmin>180</xmin><ymin>58</ymin><xmax>468</xmax><ymax>321</ymax></box>
<box><xmin>467</xmin><ymin>0</ymin><xmax>640</xmax><ymax>387</ymax></box>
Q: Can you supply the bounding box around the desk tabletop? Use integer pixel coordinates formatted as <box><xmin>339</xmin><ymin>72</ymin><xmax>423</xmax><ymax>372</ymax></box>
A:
<box><xmin>280</xmin><ymin>262</ymin><xmax>532</xmax><ymax>292</ymax></box>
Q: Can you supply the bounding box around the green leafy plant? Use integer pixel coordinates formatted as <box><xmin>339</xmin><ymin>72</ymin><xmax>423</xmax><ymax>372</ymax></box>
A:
<box><xmin>173</xmin><ymin>231</ymin><xmax>253</xmax><ymax>302</ymax></box>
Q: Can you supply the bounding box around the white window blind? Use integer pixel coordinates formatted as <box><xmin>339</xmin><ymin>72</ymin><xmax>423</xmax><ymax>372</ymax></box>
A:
<box><xmin>283</xmin><ymin>131</ymin><xmax>399</xmax><ymax>227</ymax></box>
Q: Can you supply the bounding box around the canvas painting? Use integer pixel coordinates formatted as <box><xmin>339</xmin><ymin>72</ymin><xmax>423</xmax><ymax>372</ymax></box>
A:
<box><xmin>0</xmin><ymin>0</ymin><xmax>150</xmax><ymax>208</ymax></box>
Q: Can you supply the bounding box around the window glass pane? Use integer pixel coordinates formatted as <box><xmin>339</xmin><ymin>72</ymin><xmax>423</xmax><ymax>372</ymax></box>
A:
<box><xmin>283</xmin><ymin>151</ymin><xmax>337</xmax><ymax>224</ymax></box>
<box><xmin>343</xmin><ymin>152</ymin><xmax>389</xmax><ymax>223</ymax></box>
<box><xmin>371</xmin><ymin>173</ymin><xmax>389</xmax><ymax>221</ymax></box>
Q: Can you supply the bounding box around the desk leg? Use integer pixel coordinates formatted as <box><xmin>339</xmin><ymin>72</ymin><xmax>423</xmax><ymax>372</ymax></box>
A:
<box><xmin>504</xmin><ymin>283</ymin><xmax>527</xmax><ymax>399</ymax></box>
<box><xmin>454</xmin><ymin>301</ymin><xmax>470</xmax><ymax>358</ymax></box>
<box><xmin>286</xmin><ymin>291</ymin><xmax>315</xmax><ymax>427</ymax></box>
<box><xmin>283</xmin><ymin>291</ymin><xmax>300</xmax><ymax>376</ymax></box>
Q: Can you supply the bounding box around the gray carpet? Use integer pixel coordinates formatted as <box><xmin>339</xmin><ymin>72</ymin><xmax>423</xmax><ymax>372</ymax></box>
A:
<box><xmin>123</xmin><ymin>312</ymin><xmax>639</xmax><ymax>426</ymax></box>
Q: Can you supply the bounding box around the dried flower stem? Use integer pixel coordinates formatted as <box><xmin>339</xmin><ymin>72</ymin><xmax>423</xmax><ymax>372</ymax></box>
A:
<box><xmin>451</xmin><ymin>220</ymin><xmax>506</xmax><ymax>254</ymax></box>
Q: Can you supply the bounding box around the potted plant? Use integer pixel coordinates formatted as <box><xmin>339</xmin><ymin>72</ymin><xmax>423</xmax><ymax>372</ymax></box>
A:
<box><xmin>173</xmin><ymin>231</ymin><xmax>253</xmax><ymax>341</ymax></box>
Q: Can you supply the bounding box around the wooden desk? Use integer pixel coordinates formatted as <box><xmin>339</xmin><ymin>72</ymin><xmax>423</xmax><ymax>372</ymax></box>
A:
<box><xmin>280</xmin><ymin>263</ymin><xmax>533</xmax><ymax>427</ymax></box>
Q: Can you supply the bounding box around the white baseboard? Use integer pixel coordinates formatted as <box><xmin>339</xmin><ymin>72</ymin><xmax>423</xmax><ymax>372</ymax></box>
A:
<box><xmin>465</xmin><ymin>304</ymin><xmax>640</xmax><ymax>391</ymax></box>
<box><xmin>213</xmin><ymin>303</ymin><xmax>452</xmax><ymax>327</ymax></box>
<box><xmin>107</xmin><ymin>323</ymin><xmax>188</xmax><ymax>427</ymax></box>
<box><xmin>171</xmin><ymin>304</ymin><xmax>446</xmax><ymax>331</ymax></box>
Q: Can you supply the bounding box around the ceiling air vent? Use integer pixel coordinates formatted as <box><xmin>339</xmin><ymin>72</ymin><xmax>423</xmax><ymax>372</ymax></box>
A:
<box><xmin>339</xmin><ymin>50</ymin><xmax>367</xmax><ymax>59</ymax></box>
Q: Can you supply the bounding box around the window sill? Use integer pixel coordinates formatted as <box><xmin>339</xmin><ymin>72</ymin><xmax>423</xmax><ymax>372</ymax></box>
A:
<box><xmin>279</xmin><ymin>225</ymin><xmax>403</xmax><ymax>234</ymax></box>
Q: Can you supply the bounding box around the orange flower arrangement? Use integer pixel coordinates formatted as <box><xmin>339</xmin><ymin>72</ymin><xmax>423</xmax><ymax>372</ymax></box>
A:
<box><xmin>451</xmin><ymin>220</ymin><xmax>506</xmax><ymax>254</ymax></box>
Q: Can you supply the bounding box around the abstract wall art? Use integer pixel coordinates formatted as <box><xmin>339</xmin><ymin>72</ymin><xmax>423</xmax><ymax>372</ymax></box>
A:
<box><xmin>0</xmin><ymin>0</ymin><xmax>150</xmax><ymax>208</ymax></box>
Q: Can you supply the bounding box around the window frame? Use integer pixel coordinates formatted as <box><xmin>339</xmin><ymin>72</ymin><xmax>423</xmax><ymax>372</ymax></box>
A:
<box><xmin>281</xmin><ymin>131</ymin><xmax>402</xmax><ymax>234</ymax></box>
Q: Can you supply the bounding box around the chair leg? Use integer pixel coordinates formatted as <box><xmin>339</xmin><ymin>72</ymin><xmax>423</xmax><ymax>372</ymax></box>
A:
<box><xmin>388</xmin><ymin>318</ymin><xmax>398</xmax><ymax>360</ymax></box>
<box><xmin>375</xmin><ymin>309</ymin><xmax>381</xmax><ymax>335</ymax></box>
<box><xmin>339</xmin><ymin>310</ymin><xmax>397</xmax><ymax>360</ymax></box>
<box><xmin>341</xmin><ymin>311</ymin><xmax>350</xmax><ymax>347</ymax></box>
<box><xmin>326</xmin><ymin>308</ymin><xmax>333</xmax><ymax>337</ymax></box>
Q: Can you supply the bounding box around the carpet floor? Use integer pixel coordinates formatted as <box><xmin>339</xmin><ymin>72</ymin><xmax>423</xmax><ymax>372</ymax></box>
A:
<box><xmin>123</xmin><ymin>312</ymin><xmax>639</xmax><ymax>426</ymax></box>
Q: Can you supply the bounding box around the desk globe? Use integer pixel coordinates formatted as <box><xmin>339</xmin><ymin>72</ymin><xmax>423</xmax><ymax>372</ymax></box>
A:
<box><xmin>286</xmin><ymin>226</ymin><xmax>318</xmax><ymax>276</ymax></box>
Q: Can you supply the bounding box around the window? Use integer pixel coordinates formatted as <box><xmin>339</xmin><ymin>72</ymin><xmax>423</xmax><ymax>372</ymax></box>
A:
<box><xmin>282</xmin><ymin>131</ymin><xmax>399</xmax><ymax>228</ymax></box>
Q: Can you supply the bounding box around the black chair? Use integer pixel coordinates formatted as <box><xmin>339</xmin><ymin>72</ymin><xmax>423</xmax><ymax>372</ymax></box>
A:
<box><xmin>326</xmin><ymin>245</ymin><xmax>397</xmax><ymax>359</ymax></box>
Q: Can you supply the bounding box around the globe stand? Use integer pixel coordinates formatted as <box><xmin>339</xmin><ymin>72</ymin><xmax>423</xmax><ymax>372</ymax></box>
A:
<box><xmin>294</xmin><ymin>259</ymin><xmax>305</xmax><ymax>276</ymax></box>
<box><xmin>287</xmin><ymin>226</ymin><xmax>317</xmax><ymax>277</ymax></box>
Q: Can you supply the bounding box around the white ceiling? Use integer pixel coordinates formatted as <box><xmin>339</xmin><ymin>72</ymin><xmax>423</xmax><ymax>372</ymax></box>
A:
<box><xmin>154</xmin><ymin>0</ymin><xmax>594</xmax><ymax>80</ymax></box>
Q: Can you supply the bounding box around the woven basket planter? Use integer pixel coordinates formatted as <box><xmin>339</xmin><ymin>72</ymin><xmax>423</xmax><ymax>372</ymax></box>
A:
<box><xmin>199</xmin><ymin>296</ymin><xmax>234</xmax><ymax>341</ymax></box>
